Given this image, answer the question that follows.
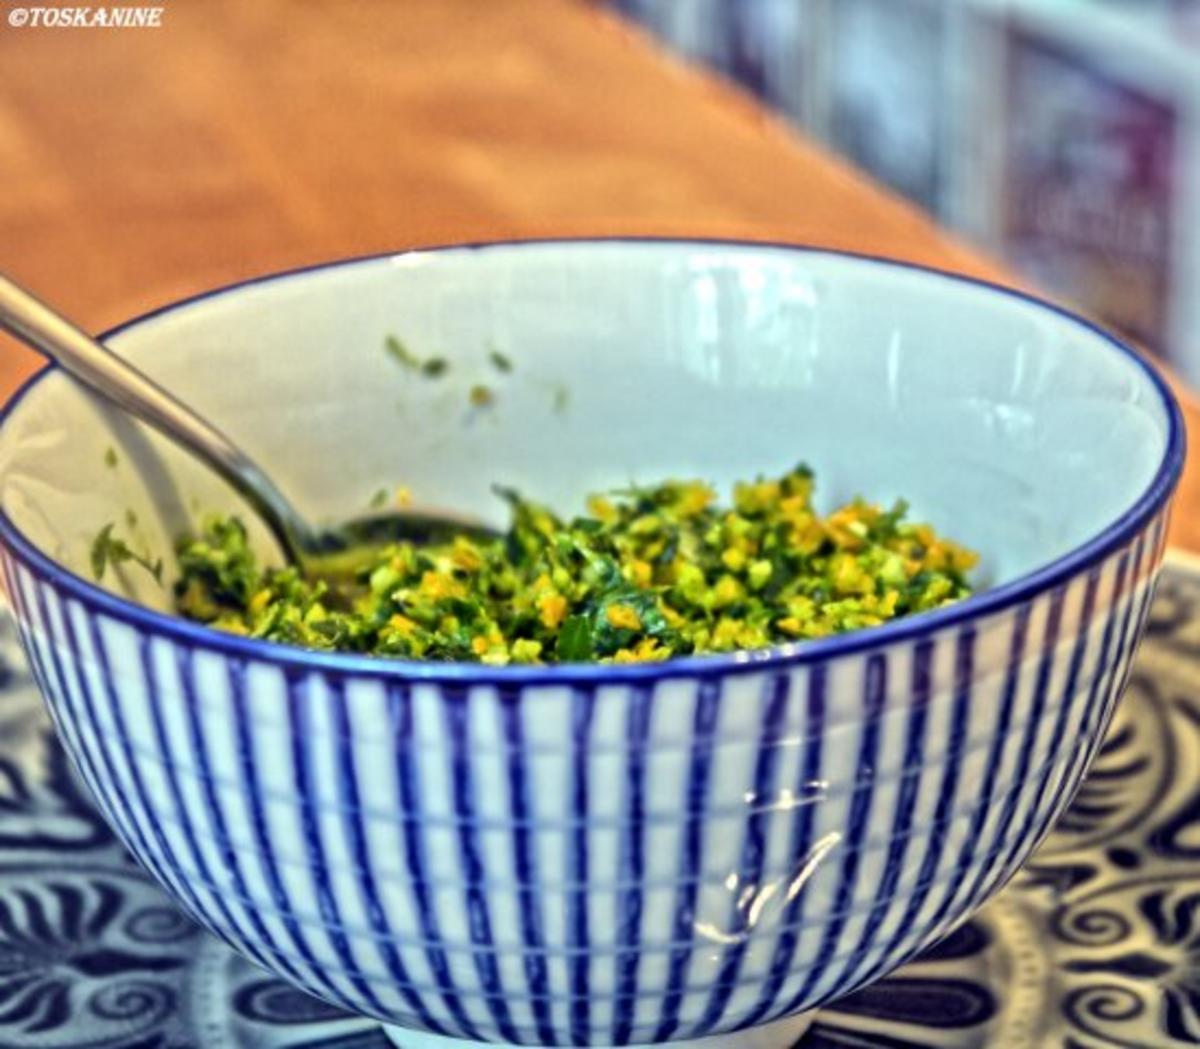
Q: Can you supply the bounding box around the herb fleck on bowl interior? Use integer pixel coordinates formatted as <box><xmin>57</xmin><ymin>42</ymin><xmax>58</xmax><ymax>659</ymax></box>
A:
<box><xmin>0</xmin><ymin>240</ymin><xmax>1183</xmax><ymax>1048</ymax></box>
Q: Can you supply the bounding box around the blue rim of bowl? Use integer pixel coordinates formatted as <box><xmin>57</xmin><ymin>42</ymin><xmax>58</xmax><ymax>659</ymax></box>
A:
<box><xmin>0</xmin><ymin>237</ymin><xmax>1186</xmax><ymax>684</ymax></box>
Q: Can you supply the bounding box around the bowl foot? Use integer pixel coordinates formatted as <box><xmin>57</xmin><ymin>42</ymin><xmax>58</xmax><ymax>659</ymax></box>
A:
<box><xmin>380</xmin><ymin>1012</ymin><xmax>814</xmax><ymax>1048</ymax></box>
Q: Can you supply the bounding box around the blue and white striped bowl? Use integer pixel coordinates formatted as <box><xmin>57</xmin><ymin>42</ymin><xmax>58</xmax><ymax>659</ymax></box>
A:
<box><xmin>0</xmin><ymin>241</ymin><xmax>1184</xmax><ymax>1047</ymax></box>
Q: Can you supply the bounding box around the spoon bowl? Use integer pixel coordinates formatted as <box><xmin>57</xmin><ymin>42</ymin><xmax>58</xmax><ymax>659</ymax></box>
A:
<box><xmin>0</xmin><ymin>273</ymin><xmax>496</xmax><ymax>579</ymax></box>
<box><xmin>0</xmin><ymin>240</ymin><xmax>1182</xmax><ymax>1048</ymax></box>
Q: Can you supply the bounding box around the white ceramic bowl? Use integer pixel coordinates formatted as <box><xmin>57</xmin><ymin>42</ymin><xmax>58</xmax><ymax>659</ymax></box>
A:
<box><xmin>0</xmin><ymin>241</ymin><xmax>1183</xmax><ymax>1048</ymax></box>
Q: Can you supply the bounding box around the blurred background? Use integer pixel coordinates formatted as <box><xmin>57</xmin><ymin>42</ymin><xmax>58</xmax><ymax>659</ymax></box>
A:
<box><xmin>3</xmin><ymin>0</ymin><xmax>1199</xmax><ymax>397</ymax></box>
<box><xmin>602</xmin><ymin>0</ymin><xmax>1200</xmax><ymax>385</ymax></box>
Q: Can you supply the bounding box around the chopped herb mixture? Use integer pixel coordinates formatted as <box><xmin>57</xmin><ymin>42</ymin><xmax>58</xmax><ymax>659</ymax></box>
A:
<box><xmin>171</xmin><ymin>465</ymin><xmax>977</xmax><ymax>665</ymax></box>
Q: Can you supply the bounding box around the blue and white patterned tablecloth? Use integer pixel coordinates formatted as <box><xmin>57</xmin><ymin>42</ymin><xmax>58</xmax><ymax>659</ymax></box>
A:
<box><xmin>2</xmin><ymin>562</ymin><xmax>1200</xmax><ymax>1049</ymax></box>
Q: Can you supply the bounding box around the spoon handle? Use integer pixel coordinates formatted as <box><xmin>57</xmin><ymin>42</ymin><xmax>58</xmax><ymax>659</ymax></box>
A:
<box><xmin>0</xmin><ymin>273</ymin><xmax>306</xmax><ymax>561</ymax></box>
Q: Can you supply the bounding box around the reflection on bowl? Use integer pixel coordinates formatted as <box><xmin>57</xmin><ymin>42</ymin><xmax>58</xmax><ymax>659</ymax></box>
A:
<box><xmin>0</xmin><ymin>240</ymin><xmax>1183</xmax><ymax>1047</ymax></box>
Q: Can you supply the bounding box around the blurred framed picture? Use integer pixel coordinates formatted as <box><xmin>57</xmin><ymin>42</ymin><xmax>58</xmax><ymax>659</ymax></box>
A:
<box><xmin>827</xmin><ymin>0</ymin><xmax>949</xmax><ymax>216</ymax></box>
<box><xmin>1001</xmin><ymin>21</ymin><xmax>1180</xmax><ymax>357</ymax></box>
<box><xmin>600</xmin><ymin>0</ymin><xmax>818</xmax><ymax>127</ymax></box>
<box><xmin>707</xmin><ymin>0</ymin><xmax>814</xmax><ymax>120</ymax></box>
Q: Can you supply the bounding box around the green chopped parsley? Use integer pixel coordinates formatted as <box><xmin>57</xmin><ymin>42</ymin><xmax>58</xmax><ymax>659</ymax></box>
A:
<box><xmin>91</xmin><ymin>523</ymin><xmax>163</xmax><ymax>586</ymax></box>
<box><xmin>385</xmin><ymin>335</ymin><xmax>450</xmax><ymax>378</ymax></box>
<box><xmin>384</xmin><ymin>334</ymin><xmax>420</xmax><ymax>369</ymax></box>
<box><xmin>369</xmin><ymin>488</ymin><xmax>389</xmax><ymax>510</ymax></box>
<box><xmin>489</xmin><ymin>349</ymin><xmax>514</xmax><ymax>373</ymax></box>
<box><xmin>172</xmin><ymin>465</ymin><xmax>977</xmax><ymax>664</ymax></box>
<box><xmin>104</xmin><ymin>446</ymin><xmax>118</xmax><ymax>469</ymax></box>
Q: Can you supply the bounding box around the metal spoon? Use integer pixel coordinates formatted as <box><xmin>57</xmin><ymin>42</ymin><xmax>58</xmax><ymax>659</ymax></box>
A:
<box><xmin>0</xmin><ymin>273</ymin><xmax>497</xmax><ymax>577</ymax></box>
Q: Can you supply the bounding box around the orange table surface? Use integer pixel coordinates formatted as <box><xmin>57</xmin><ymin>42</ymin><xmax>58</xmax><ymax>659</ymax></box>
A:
<box><xmin>0</xmin><ymin>0</ymin><xmax>1194</xmax><ymax>546</ymax></box>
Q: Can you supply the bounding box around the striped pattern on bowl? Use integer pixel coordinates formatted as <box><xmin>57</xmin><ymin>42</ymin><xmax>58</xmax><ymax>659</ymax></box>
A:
<box><xmin>0</xmin><ymin>507</ymin><xmax>1168</xmax><ymax>1045</ymax></box>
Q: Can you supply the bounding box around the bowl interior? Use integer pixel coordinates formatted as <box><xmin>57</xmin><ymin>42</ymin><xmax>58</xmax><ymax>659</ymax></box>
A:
<box><xmin>0</xmin><ymin>241</ymin><xmax>1175</xmax><ymax>615</ymax></box>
